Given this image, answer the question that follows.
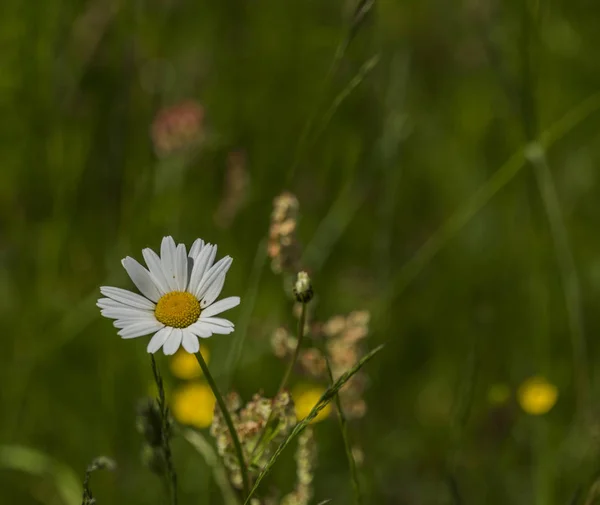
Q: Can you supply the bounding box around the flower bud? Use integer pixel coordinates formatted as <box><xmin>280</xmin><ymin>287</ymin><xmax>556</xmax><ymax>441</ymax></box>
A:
<box><xmin>293</xmin><ymin>271</ymin><xmax>313</xmax><ymax>303</ymax></box>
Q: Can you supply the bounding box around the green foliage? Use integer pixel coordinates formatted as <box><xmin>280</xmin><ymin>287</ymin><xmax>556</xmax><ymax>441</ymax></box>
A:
<box><xmin>3</xmin><ymin>0</ymin><xmax>600</xmax><ymax>503</ymax></box>
<box><xmin>244</xmin><ymin>344</ymin><xmax>385</xmax><ymax>504</ymax></box>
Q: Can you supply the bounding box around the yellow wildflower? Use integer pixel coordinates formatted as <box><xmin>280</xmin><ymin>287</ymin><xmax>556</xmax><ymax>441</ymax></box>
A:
<box><xmin>172</xmin><ymin>382</ymin><xmax>215</xmax><ymax>428</ymax></box>
<box><xmin>170</xmin><ymin>346</ymin><xmax>210</xmax><ymax>380</ymax></box>
<box><xmin>292</xmin><ymin>384</ymin><xmax>331</xmax><ymax>423</ymax></box>
<box><xmin>518</xmin><ymin>376</ymin><xmax>558</xmax><ymax>415</ymax></box>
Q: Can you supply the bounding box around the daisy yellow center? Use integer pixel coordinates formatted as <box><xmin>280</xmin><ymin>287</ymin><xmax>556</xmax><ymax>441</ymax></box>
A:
<box><xmin>155</xmin><ymin>291</ymin><xmax>200</xmax><ymax>328</ymax></box>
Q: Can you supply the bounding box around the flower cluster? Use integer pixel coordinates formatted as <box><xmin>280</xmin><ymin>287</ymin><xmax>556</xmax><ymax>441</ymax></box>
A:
<box><xmin>210</xmin><ymin>392</ymin><xmax>296</xmax><ymax>489</ymax></box>
<box><xmin>267</xmin><ymin>192</ymin><xmax>302</xmax><ymax>274</ymax></box>
<box><xmin>272</xmin><ymin>310</ymin><xmax>371</xmax><ymax>419</ymax></box>
<box><xmin>150</xmin><ymin>100</ymin><xmax>205</xmax><ymax>156</ymax></box>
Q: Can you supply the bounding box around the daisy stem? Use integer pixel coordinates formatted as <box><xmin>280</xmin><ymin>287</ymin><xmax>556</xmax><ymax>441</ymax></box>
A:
<box><xmin>194</xmin><ymin>351</ymin><xmax>251</xmax><ymax>498</ymax></box>
<box><xmin>250</xmin><ymin>301</ymin><xmax>308</xmax><ymax>458</ymax></box>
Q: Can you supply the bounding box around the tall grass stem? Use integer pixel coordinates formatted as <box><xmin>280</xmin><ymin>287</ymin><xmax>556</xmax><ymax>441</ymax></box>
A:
<box><xmin>194</xmin><ymin>351</ymin><xmax>250</xmax><ymax>498</ymax></box>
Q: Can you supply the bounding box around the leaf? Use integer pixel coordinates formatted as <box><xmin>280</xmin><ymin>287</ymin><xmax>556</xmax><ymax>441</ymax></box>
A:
<box><xmin>243</xmin><ymin>344</ymin><xmax>385</xmax><ymax>504</ymax></box>
<box><xmin>182</xmin><ymin>429</ymin><xmax>240</xmax><ymax>505</ymax></box>
<box><xmin>0</xmin><ymin>445</ymin><xmax>82</xmax><ymax>505</ymax></box>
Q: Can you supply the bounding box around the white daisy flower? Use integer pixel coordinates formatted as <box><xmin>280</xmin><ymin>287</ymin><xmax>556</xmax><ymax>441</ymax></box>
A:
<box><xmin>97</xmin><ymin>236</ymin><xmax>240</xmax><ymax>355</ymax></box>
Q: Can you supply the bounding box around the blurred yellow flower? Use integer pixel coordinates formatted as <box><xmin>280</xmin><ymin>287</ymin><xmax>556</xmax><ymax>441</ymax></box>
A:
<box><xmin>292</xmin><ymin>384</ymin><xmax>331</xmax><ymax>423</ymax></box>
<box><xmin>517</xmin><ymin>376</ymin><xmax>558</xmax><ymax>415</ymax></box>
<box><xmin>172</xmin><ymin>382</ymin><xmax>215</xmax><ymax>428</ymax></box>
<box><xmin>170</xmin><ymin>346</ymin><xmax>210</xmax><ymax>380</ymax></box>
<box><xmin>487</xmin><ymin>383</ymin><xmax>511</xmax><ymax>405</ymax></box>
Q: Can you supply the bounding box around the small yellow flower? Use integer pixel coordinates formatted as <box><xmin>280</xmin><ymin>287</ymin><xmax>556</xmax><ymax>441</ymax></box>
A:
<box><xmin>172</xmin><ymin>382</ymin><xmax>215</xmax><ymax>428</ymax></box>
<box><xmin>170</xmin><ymin>346</ymin><xmax>210</xmax><ymax>380</ymax></box>
<box><xmin>518</xmin><ymin>376</ymin><xmax>558</xmax><ymax>415</ymax></box>
<box><xmin>292</xmin><ymin>384</ymin><xmax>331</xmax><ymax>423</ymax></box>
<box><xmin>487</xmin><ymin>383</ymin><xmax>511</xmax><ymax>405</ymax></box>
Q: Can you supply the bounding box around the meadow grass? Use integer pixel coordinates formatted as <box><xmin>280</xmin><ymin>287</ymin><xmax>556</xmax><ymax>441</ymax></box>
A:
<box><xmin>3</xmin><ymin>1</ymin><xmax>600</xmax><ymax>504</ymax></box>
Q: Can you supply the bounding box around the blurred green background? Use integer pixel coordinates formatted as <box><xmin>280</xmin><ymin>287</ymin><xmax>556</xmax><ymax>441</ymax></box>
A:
<box><xmin>3</xmin><ymin>0</ymin><xmax>600</xmax><ymax>503</ymax></box>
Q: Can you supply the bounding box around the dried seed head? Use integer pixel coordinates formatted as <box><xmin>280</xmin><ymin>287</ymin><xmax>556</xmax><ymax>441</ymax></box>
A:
<box><xmin>214</xmin><ymin>150</ymin><xmax>250</xmax><ymax>228</ymax></box>
<box><xmin>271</xmin><ymin>327</ymin><xmax>297</xmax><ymax>358</ymax></box>
<box><xmin>298</xmin><ymin>348</ymin><xmax>327</xmax><ymax>378</ymax></box>
<box><xmin>209</xmin><ymin>391</ymin><xmax>297</xmax><ymax>489</ymax></box>
<box><xmin>280</xmin><ymin>427</ymin><xmax>316</xmax><ymax>505</ymax></box>
<box><xmin>136</xmin><ymin>398</ymin><xmax>166</xmax><ymax>448</ymax></box>
<box><xmin>268</xmin><ymin>192</ymin><xmax>302</xmax><ymax>273</ymax></box>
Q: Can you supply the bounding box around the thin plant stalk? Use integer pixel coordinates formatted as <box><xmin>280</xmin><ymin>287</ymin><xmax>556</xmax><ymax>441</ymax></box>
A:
<box><xmin>276</xmin><ymin>302</ymin><xmax>308</xmax><ymax>395</ymax></box>
<box><xmin>150</xmin><ymin>356</ymin><xmax>178</xmax><ymax>505</ymax></box>
<box><xmin>483</xmin><ymin>2</ymin><xmax>590</xmax><ymax>419</ymax></box>
<box><xmin>194</xmin><ymin>351</ymin><xmax>250</xmax><ymax>498</ymax></box>
<box><xmin>322</xmin><ymin>351</ymin><xmax>362</xmax><ymax>505</ymax></box>
<box><xmin>250</xmin><ymin>302</ymin><xmax>308</xmax><ymax>458</ymax></box>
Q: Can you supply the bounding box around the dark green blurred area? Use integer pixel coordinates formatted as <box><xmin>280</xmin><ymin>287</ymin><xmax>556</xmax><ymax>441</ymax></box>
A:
<box><xmin>2</xmin><ymin>0</ymin><xmax>600</xmax><ymax>503</ymax></box>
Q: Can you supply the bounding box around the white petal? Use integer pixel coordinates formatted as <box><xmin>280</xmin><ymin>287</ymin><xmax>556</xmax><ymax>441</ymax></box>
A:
<box><xmin>188</xmin><ymin>244</ymin><xmax>215</xmax><ymax>296</ymax></box>
<box><xmin>100</xmin><ymin>286</ymin><xmax>155</xmax><ymax>310</ymax></box>
<box><xmin>101</xmin><ymin>306</ymin><xmax>155</xmax><ymax>320</ymax></box>
<box><xmin>201</xmin><ymin>296</ymin><xmax>240</xmax><ymax>318</ymax></box>
<box><xmin>195</xmin><ymin>318</ymin><xmax>234</xmax><ymax>335</ymax></box>
<box><xmin>196</xmin><ymin>256</ymin><xmax>232</xmax><ymax>301</ymax></box>
<box><xmin>175</xmin><ymin>243</ymin><xmax>188</xmax><ymax>291</ymax></box>
<box><xmin>199</xmin><ymin>317</ymin><xmax>234</xmax><ymax>327</ymax></box>
<box><xmin>160</xmin><ymin>236</ymin><xmax>178</xmax><ymax>291</ymax></box>
<box><xmin>189</xmin><ymin>239</ymin><xmax>205</xmax><ymax>259</ymax></box>
<box><xmin>122</xmin><ymin>257</ymin><xmax>162</xmax><ymax>302</ymax></box>
<box><xmin>201</xmin><ymin>272</ymin><xmax>226</xmax><ymax>308</ymax></box>
<box><xmin>118</xmin><ymin>320</ymin><xmax>164</xmax><ymax>339</ymax></box>
<box><xmin>163</xmin><ymin>328</ymin><xmax>183</xmax><ymax>355</ymax></box>
<box><xmin>181</xmin><ymin>329</ymin><xmax>200</xmax><ymax>353</ymax></box>
<box><xmin>97</xmin><ymin>297</ymin><xmax>131</xmax><ymax>310</ymax></box>
<box><xmin>113</xmin><ymin>319</ymin><xmax>147</xmax><ymax>328</ymax></box>
<box><xmin>142</xmin><ymin>248</ymin><xmax>169</xmax><ymax>294</ymax></box>
<box><xmin>147</xmin><ymin>327</ymin><xmax>173</xmax><ymax>353</ymax></box>
<box><xmin>187</xmin><ymin>322</ymin><xmax>213</xmax><ymax>338</ymax></box>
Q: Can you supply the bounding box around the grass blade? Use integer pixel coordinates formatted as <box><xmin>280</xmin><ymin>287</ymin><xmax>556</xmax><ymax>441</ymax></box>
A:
<box><xmin>311</xmin><ymin>55</ymin><xmax>380</xmax><ymax>147</ymax></box>
<box><xmin>182</xmin><ymin>429</ymin><xmax>240</xmax><ymax>505</ymax></box>
<box><xmin>0</xmin><ymin>445</ymin><xmax>82</xmax><ymax>505</ymax></box>
<box><xmin>323</xmin><ymin>353</ymin><xmax>362</xmax><ymax>505</ymax></box>
<box><xmin>243</xmin><ymin>344</ymin><xmax>385</xmax><ymax>504</ymax></box>
<box><xmin>382</xmin><ymin>89</ymin><xmax>600</xmax><ymax>307</ymax></box>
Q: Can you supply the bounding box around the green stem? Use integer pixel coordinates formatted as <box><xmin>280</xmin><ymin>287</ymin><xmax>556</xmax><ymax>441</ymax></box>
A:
<box><xmin>251</xmin><ymin>301</ymin><xmax>308</xmax><ymax>457</ymax></box>
<box><xmin>194</xmin><ymin>351</ymin><xmax>250</xmax><ymax>498</ymax></box>
<box><xmin>322</xmin><ymin>352</ymin><xmax>362</xmax><ymax>505</ymax></box>
<box><xmin>277</xmin><ymin>302</ymin><xmax>308</xmax><ymax>394</ymax></box>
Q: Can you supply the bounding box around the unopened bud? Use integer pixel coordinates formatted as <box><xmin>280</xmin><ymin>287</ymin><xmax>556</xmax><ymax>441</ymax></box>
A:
<box><xmin>293</xmin><ymin>272</ymin><xmax>313</xmax><ymax>303</ymax></box>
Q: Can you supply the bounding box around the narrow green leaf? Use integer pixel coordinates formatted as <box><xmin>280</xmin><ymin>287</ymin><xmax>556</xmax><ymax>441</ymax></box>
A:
<box><xmin>243</xmin><ymin>344</ymin><xmax>385</xmax><ymax>504</ymax></box>
<box><xmin>312</xmin><ymin>54</ymin><xmax>380</xmax><ymax>145</ymax></box>
<box><xmin>182</xmin><ymin>429</ymin><xmax>240</xmax><ymax>505</ymax></box>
